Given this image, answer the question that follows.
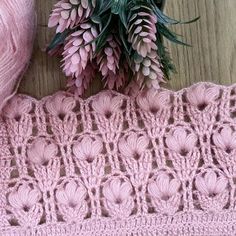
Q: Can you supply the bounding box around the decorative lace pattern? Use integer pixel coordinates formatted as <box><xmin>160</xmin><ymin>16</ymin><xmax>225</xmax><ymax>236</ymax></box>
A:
<box><xmin>1</xmin><ymin>82</ymin><xmax>236</xmax><ymax>235</ymax></box>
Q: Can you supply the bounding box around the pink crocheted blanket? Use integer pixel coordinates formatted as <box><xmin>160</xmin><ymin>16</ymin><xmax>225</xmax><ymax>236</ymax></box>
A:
<box><xmin>1</xmin><ymin>82</ymin><xmax>236</xmax><ymax>236</ymax></box>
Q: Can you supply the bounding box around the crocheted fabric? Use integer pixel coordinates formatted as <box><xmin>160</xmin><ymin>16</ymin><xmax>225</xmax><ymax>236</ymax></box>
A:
<box><xmin>1</xmin><ymin>82</ymin><xmax>236</xmax><ymax>236</ymax></box>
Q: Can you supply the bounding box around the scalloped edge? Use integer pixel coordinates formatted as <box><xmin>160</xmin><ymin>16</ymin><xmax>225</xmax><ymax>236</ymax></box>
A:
<box><xmin>15</xmin><ymin>82</ymin><xmax>236</xmax><ymax>105</ymax></box>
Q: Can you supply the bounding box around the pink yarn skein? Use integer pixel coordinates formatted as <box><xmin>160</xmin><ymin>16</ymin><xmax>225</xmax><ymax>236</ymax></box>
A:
<box><xmin>0</xmin><ymin>0</ymin><xmax>35</xmax><ymax>111</ymax></box>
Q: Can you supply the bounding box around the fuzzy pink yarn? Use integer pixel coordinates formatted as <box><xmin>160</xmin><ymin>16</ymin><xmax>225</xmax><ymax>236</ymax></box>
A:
<box><xmin>0</xmin><ymin>0</ymin><xmax>35</xmax><ymax>111</ymax></box>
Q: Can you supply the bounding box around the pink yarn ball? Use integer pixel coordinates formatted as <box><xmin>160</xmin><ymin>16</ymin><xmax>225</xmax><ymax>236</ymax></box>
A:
<box><xmin>0</xmin><ymin>0</ymin><xmax>35</xmax><ymax>111</ymax></box>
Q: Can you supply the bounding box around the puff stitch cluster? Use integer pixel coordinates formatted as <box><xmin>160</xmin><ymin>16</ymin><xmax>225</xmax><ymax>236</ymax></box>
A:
<box><xmin>1</xmin><ymin>82</ymin><xmax>236</xmax><ymax>235</ymax></box>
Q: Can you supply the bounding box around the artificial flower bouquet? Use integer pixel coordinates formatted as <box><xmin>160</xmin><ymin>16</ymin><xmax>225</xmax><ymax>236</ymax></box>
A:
<box><xmin>48</xmin><ymin>0</ymin><xmax>198</xmax><ymax>95</ymax></box>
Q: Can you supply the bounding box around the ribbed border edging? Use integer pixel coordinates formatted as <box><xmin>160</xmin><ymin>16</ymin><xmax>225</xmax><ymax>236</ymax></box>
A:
<box><xmin>1</xmin><ymin>211</ymin><xmax>236</xmax><ymax>236</ymax></box>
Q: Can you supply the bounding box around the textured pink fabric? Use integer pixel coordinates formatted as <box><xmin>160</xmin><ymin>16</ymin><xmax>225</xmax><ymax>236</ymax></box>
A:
<box><xmin>0</xmin><ymin>0</ymin><xmax>35</xmax><ymax>111</ymax></box>
<box><xmin>1</xmin><ymin>82</ymin><xmax>236</xmax><ymax>235</ymax></box>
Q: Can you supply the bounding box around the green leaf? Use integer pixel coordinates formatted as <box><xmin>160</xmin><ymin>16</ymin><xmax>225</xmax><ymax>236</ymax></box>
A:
<box><xmin>111</xmin><ymin>0</ymin><xmax>128</xmax><ymax>28</ymax></box>
<box><xmin>111</xmin><ymin>0</ymin><xmax>121</xmax><ymax>14</ymax></box>
<box><xmin>46</xmin><ymin>30</ymin><xmax>70</xmax><ymax>52</ymax></box>
<box><xmin>129</xmin><ymin>4</ymin><xmax>152</xmax><ymax>13</ymax></box>
<box><xmin>150</xmin><ymin>0</ymin><xmax>200</xmax><ymax>25</ymax></box>
<box><xmin>156</xmin><ymin>35</ymin><xmax>176</xmax><ymax>79</ymax></box>
<box><xmin>180</xmin><ymin>16</ymin><xmax>200</xmax><ymax>24</ymax></box>
<box><xmin>126</xmin><ymin>0</ymin><xmax>135</xmax><ymax>10</ymax></box>
<box><xmin>94</xmin><ymin>0</ymin><xmax>113</xmax><ymax>16</ymax></box>
<box><xmin>95</xmin><ymin>30</ymin><xmax>110</xmax><ymax>53</ymax></box>
<box><xmin>150</xmin><ymin>1</ymin><xmax>180</xmax><ymax>24</ymax></box>
<box><xmin>157</xmin><ymin>23</ymin><xmax>191</xmax><ymax>46</ymax></box>
<box><xmin>94</xmin><ymin>14</ymin><xmax>113</xmax><ymax>53</ymax></box>
<box><xmin>119</xmin><ymin>7</ymin><xmax>128</xmax><ymax>28</ymax></box>
<box><xmin>118</xmin><ymin>20</ymin><xmax>131</xmax><ymax>54</ymax></box>
<box><xmin>91</xmin><ymin>15</ymin><xmax>102</xmax><ymax>24</ymax></box>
